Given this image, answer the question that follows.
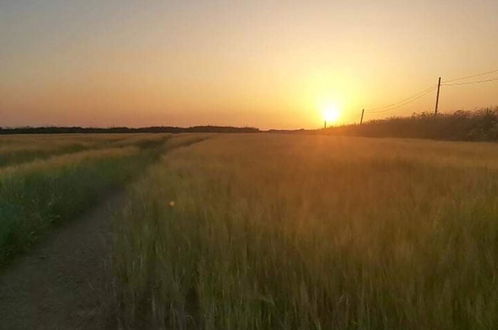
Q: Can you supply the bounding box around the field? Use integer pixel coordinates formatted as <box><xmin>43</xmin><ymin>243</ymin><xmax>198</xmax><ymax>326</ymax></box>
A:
<box><xmin>1</xmin><ymin>133</ymin><xmax>497</xmax><ymax>329</ymax></box>
<box><xmin>0</xmin><ymin>133</ymin><xmax>188</xmax><ymax>263</ymax></box>
<box><xmin>113</xmin><ymin>134</ymin><xmax>497</xmax><ymax>329</ymax></box>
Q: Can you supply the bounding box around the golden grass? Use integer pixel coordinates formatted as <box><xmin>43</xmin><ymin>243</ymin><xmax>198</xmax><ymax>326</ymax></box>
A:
<box><xmin>113</xmin><ymin>134</ymin><xmax>498</xmax><ymax>329</ymax></box>
<box><xmin>0</xmin><ymin>147</ymin><xmax>139</xmax><ymax>177</ymax></box>
<box><xmin>0</xmin><ymin>133</ymin><xmax>119</xmax><ymax>151</ymax></box>
<box><xmin>0</xmin><ymin>133</ymin><xmax>170</xmax><ymax>167</ymax></box>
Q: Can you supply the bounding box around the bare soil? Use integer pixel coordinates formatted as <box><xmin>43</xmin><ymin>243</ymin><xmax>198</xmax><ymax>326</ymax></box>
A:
<box><xmin>0</xmin><ymin>193</ymin><xmax>123</xmax><ymax>330</ymax></box>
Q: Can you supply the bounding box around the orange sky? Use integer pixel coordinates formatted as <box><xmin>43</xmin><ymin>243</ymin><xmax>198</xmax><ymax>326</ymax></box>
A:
<box><xmin>1</xmin><ymin>0</ymin><xmax>497</xmax><ymax>129</ymax></box>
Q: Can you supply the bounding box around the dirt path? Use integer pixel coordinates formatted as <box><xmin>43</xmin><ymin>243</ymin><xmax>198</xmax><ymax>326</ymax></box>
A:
<box><xmin>0</xmin><ymin>139</ymin><xmax>210</xmax><ymax>329</ymax></box>
<box><xmin>0</xmin><ymin>193</ymin><xmax>123</xmax><ymax>330</ymax></box>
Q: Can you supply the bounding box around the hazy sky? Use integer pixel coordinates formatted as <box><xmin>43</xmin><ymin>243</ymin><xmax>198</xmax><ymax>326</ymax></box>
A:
<box><xmin>1</xmin><ymin>0</ymin><xmax>497</xmax><ymax>128</ymax></box>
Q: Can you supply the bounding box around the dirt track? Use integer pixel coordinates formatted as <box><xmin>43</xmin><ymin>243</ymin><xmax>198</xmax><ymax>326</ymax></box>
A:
<box><xmin>0</xmin><ymin>139</ymin><xmax>210</xmax><ymax>329</ymax></box>
<box><xmin>0</xmin><ymin>193</ymin><xmax>123</xmax><ymax>330</ymax></box>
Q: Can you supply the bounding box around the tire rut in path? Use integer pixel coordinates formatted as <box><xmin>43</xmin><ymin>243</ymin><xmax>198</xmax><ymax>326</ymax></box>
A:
<box><xmin>0</xmin><ymin>193</ymin><xmax>124</xmax><ymax>330</ymax></box>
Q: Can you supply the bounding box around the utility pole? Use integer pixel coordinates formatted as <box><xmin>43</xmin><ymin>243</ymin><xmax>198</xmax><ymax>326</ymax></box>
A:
<box><xmin>360</xmin><ymin>109</ymin><xmax>365</xmax><ymax>124</ymax></box>
<box><xmin>324</xmin><ymin>120</ymin><xmax>327</xmax><ymax>129</ymax></box>
<box><xmin>434</xmin><ymin>77</ymin><xmax>441</xmax><ymax>115</ymax></box>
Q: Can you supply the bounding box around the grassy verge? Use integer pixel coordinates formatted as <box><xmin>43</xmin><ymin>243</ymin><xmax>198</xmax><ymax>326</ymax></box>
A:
<box><xmin>112</xmin><ymin>135</ymin><xmax>498</xmax><ymax>329</ymax></box>
<box><xmin>0</xmin><ymin>143</ymin><xmax>91</xmax><ymax>168</ymax></box>
<box><xmin>0</xmin><ymin>133</ymin><xmax>208</xmax><ymax>266</ymax></box>
<box><xmin>0</xmin><ymin>138</ymin><xmax>168</xmax><ymax>265</ymax></box>
<box><xmin>0</xmin><ymin>133</ymin><xmax>170</xmax><ymax>168</ymax></box>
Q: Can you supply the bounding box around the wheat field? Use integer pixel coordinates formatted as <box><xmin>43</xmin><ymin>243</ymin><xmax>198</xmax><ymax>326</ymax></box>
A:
<box><xmin>1</xmin><ymin>133</ymin><xmax>496</xmax><ymax>329</ymax></box>
<box><xmin>113</xmin><ymin>134</ymin><xmax>497</xmax><ymax>329</ymax></box>
<box><xmin>0</xmin><ymin>133</ymin><xmax>172</xmax><ymax>264</ymax></box>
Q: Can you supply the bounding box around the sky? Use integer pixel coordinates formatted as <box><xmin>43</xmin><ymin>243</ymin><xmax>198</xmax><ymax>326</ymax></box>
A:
<box><xmin>1</xmin><ymin>0</ymin><xmax>497</xmax><ymax>129</ymax></box>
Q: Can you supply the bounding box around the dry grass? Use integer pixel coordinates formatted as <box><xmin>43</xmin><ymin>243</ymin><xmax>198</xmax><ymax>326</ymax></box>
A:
<box><xmin>113</xmin><ymin>134</ymin><xmax>498</xmax><ymax>329</ymax></box>
<box><xmin>0</xmin><ymin>147</ymin><xmax>139</xmax><ymax>176</ymax></box>
<box><xmin>0</xmin><ymin>133</ymin><xmax>170</xmax><ymax>167</ymax></box>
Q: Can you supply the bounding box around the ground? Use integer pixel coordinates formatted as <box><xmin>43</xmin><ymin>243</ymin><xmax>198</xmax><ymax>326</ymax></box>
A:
<box><xmin>0</xmin><ymin>193</ymin><xmax>121</xmax><ymax>330</ymax></box>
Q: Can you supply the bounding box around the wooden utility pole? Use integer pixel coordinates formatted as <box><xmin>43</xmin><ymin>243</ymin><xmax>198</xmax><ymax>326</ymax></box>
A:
<box><xmin>360</xmin><ymin>109</ymin><xmax>365</xmax><ymax>124</ymax></box>
<box><xmin>434</xmin><ymin>77</ymin><xmax>441</xmax><ymax>115</ymax></box>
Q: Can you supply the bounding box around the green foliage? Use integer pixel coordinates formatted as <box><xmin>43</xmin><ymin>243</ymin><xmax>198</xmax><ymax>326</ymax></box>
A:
<box><xmin>0</xmin><ymin>153</ymin><xmax>135</xmax><ymax>264</ymax></box>
<box><xmin>0</xmin><ymin>134</ymin><xmax>173</xmax><ymax>265</ymax></box>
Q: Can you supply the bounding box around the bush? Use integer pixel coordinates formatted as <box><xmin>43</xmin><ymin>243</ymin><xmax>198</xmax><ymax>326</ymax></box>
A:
<box><xmin>324</xmin><ymin>108</ymin><xmax>498</xmax><ymax>141</ymax></box>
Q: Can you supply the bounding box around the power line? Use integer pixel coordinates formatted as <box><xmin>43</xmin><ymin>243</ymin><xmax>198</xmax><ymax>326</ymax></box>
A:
<box><xmin>367</xmin><ymin>86</ymin><xmax>436</xmax><ymax>113</ymax></box>
<box><xmin>368</xmin><ymin>85</ymin><xmax>435</xmax><ymax>111</ymax></box>
<box><xmin>443</xmin><ymin>69</ymin><xmax>498</xmax><ymax>83</ymax></box>
<box><xmin>368</xmin><ymin>90</ymin><xmax>434</xmax><ymax>114</ymax></box>
<box><xmin>356</xmin><ymin>67</ymin><xmax>498</xmax><ymax>124</ymax></box>
<box><xmin>442</xmin><ymin>77</ymin><xmax>498</xmax><ymax>86</ymax></box>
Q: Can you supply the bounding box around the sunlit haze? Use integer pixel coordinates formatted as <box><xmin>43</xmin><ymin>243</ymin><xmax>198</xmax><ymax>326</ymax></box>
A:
<box><xmin>1</xmin><ymin>0</ymin><xmax>497</xmax><ymax>129</ymax></box>
<box><xmin>323</xmin><ymin>104</ymin><xmax>341</xmax><ymax>126</ymax></box>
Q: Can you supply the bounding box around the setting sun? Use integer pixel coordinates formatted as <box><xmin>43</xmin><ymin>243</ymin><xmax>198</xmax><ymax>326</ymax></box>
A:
<box><xmin>323</xmin><ymin>105</ymin><xmax>341</xmax><ymax>126</ymax></box>
<box><xmin>1</xmin><ymin>1</ymin><xmax>498</xmax><ymax>328</ymax></box>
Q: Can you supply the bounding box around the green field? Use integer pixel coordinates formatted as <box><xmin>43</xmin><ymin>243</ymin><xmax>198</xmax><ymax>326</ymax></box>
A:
<box><xmin>1</xmin><ymin>134</ymin><xmax>497</xmax><ymax>329</ymax></box>
<box><xmin>0</xmin><ymin>133</ymin><xmax>179</xmax><ymax>263</ymax></box>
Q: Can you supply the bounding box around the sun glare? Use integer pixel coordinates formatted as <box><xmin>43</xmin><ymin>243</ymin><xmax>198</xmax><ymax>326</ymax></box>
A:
<box><xmin>323</xmin><ymin>105</ymin><xmax>341</xmax><ymax>125</ymax></box>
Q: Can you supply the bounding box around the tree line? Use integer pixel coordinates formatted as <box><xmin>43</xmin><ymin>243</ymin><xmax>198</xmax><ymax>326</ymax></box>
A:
<box><xmin>0</xmin><ymin>125</ymin><xmax>260</xmax><ymax>135</ymax></box>
<box><xmin>2</xmin><ymin>109</ymin><xmax>497</xmax><ymax>141</ymax></box>
<box><xmin>321</xmin><ymin>108</ymin><xmax>498</xmax><ymax>141</ymax></box>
